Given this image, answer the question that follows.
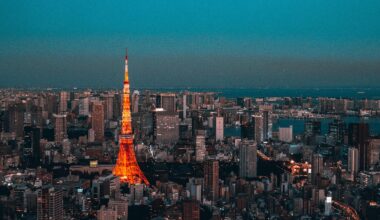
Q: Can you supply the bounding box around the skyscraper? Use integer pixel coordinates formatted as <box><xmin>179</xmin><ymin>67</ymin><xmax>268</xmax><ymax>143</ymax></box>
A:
<box><xmin>311</xmin><ymin>153</ymin><xmax>323</xmax><ymax>185</ymax></box>
<box><xmin>204</xmin><ymin>160</ymin><xmax>219</xmax><ymax>202</ymax></box>
<box><xmin>152</xmin><ymin>109</ymin><xmax>179</xmax><ymax>145</ymax></box>
<box><xmin>59</xmin><ymin>91</ymin><xmax>69</xmax><ymax>113</ymax></box>
<box><xmin>108</xmin><ymin>199</ymin><xmax>128</xmax><ymax>219</ymax></box>
<box><xmin>348</xmin><ymin>123</ymin><xmax>369</xmax><ymax>170</ymax></box>
<box><xmin>241</xmin><ymin>120</ymin><xmax>254</xmax><ymax>140</ymax></box>
<box><xmin>53</xmin><ymin>114</ymin><xmax>67</xmax><ymax>144</ymax></box>
<box><xmin>156</xmin><ymin>93</ymin><xmax>176</xmax><ymax>113</ymax></box>
<box><xmin>24</xmin><ymin>126</ymin><xmax>41</xmax><ymax>167</ymax></box>
<box><xmin>101</xmin><ymin>94</ymin><xmax>114</xmax><ymax>120</ymax></box>
<box><xmin>195</xmin><ymin>130</ymin><xmax>206</xmax><ymax>162</ymax></box>
<box><xmin>46</xmin><ymin>94</ymin><xmax>58</xmax><ymax>119</ymax></box>
<box><xmin>37</xmin><ymin>186</ymin><xmax>63</xmax><ymax>220</ymax></box>
<box><xmin>239</xmin><ymin>140</ymin><xmax>257</xmax><ymax>178</ymax></box>
<box><xmin>91</xmin><ymin>101</ymin><xmax>104</xmax><ymax>142</ymax></box>
<box><xmin>8</xmin><ymin>103</ymin><xmax>25</xmax><ymax>138</ymax></box>
<box><xmin>113</xmin><ymin>51</ymin><xmax>149</xmax><ymax>185</ymax></box>
<box><xmin>183</xmin><ymin>200</ymin><xmax>200</xmax><ymax>220</ymax></box>
<box><xmin>79</xmin><ymin>97</ymin><xmax>89</xmax><ymax>116</ymax></box>
<box><xmin>348</xmin><ymin>147</ymin><xmax>359</xmax><ymax>178</ymax></box>
<box><xmin>324</xmin><ymin>191</ymin><xmax>332</xmax><ymax>216</ymax></box>
<box><xmin>304</xmin><ymin>120</ymin><xmax>321</xmax><ymax>145</ymax></box>
<box><xmin>253</xmin><ymin>114</ymin><xmax>263</xmax><ymax>143</ymax></box>
<box><xmin>97</xmin><ymin>206</ymin><xmax>117</xmax><ymax>220</ymax></box>
<box><xmin>279</xmin><ymin>126</ymin><xmax>293</xmax><ymax>143</ymax></box>
<box><xmin>182</xmin><ymin>93</ymin><xmax>187</xmax><ymax>120</ymax></box>
<box><xmin>368</xmin><ymin>139</ymin><xmax>380</xmax><ymax>170</ymax></box>
<box><xmin>328</xmin><ymin>119</ymin><xmax>345</xmax><ymax>145</ymax></box>
<box><xmin>262</xmin><ymin>110</ymin><xmax>272</xmax><ymax>140</ymax></box>
<box><xmin>131</xmin><ymin>90</ymin><xmax>140</xmax><ymax>113</ymax></box>
<box><xmin>215</xmin><ymin>116</ymin><xmax>224</xmax><ymax>142</ymax></box>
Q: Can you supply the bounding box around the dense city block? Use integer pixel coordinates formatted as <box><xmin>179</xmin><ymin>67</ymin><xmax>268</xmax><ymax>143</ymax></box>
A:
<box><xmin>1</xmin><ymin>88</ymin><xmax>380</xmax><ymax>219</ymax></box>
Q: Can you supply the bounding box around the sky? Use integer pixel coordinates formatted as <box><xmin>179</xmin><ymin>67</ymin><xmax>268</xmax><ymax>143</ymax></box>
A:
<box><xmin>1</xmin><ymin>0</ymin><xmax>380</xmax><ymax>89</ymax></box>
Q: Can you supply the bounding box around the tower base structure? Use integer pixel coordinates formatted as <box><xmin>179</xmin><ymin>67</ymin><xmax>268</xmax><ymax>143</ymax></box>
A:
<box><xmin>113</xmin><ymin>136</ymin><xmax>149</xmax><ymax>185</ymax></box>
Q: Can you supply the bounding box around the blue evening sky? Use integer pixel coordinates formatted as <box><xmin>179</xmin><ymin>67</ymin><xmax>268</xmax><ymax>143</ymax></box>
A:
<box><xmin>1</xmin><ymin>0</ymin><xmax>380</xmax><ymax>88</ymax></box>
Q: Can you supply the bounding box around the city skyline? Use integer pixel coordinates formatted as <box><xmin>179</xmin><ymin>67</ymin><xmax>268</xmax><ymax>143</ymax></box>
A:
<box><xmin>2</xmin><ymin>2</ymin><xmax>380</xmax><ymax>219</ymax></box>
<box><xmin>1</xmin><ymin>1</ymin><xmax>380</xmax><ymax>88</ymax></box>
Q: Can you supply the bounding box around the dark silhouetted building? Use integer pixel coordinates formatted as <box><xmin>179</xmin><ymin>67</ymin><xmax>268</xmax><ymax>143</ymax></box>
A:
<box><xmin>304</xmin><ymin>120</ymin><xmax>321</xmax><ymax>145</ymax></box>
<box><xmin>348</xmin><ymin>123</ymin><xmax>369</xmax><ymax>170</ymax></box>
<box><xmin>204</xmin><ymin>160</ymin><xmax>219</xmax><ymax>202</ymax></box>
<box><xmin>91</xmin><ymin>101</ymin><xmax>105</xmax><ymax>142</ymax></box>
<box><xmin>183</xmin><ymin>200</ymin><xmax>200</xmax><ymax>220</ymax></box>
<box><xmin>328</xmin><ymin>119</ymin><xmax>345</xmax><ymax>145</ymax></box>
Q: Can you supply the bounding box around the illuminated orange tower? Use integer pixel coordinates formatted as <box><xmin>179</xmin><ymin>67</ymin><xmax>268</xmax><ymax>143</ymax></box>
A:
<box><xmin>113</xmin><ymin>51</ymin><xmax>149</xmax><ymax>185</ymax></box>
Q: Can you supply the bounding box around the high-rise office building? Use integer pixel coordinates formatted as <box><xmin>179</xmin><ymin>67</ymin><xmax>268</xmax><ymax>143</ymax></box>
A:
<box><xmin>130</xmin><ymin>184</ymin><xmax>144</xmax><ymax>205</ymax></box>
<box><xmin>182</xmin><ymin>94</ymin><xmax>187</xmax><ymax>120</ymax></box>
<box><xmin>348</xmin><ymin>123</ymin><xmax>369</xmax><ymax>170</ymax></box>
<box><xmin>30</xmin><ymin>105</ymin><xmax>43</xmax><ymax>127</ymax></box>
<box><xmin>304</xmin><ymin>120</ymin><xmax>322</xmax><ymax>145</ymax></box>
<box><xmin>187</xmin><ymin>178</ymin><xmax>202</xmax><ymax>202</ymax></box>
<box><xmin>253</xmin><ymin>115</ymin><xmax>263</xmax><ymax>143</ymax></box>
<box><xmin>156</xmin><ymin>93</ymin><xmax>176</xmax><ymax>113</ymax></box>
<box><xmin>108</xmin><ymin>199</ymin><xmax>128</xmax><ymax>219</ymax></box>
<box><xmin>14</xmin><ymin>185</ymin><xmax>28</xmax><ymax>213</ymax></box>
<box><xmin>237</xmin><ymin>97</ymin><xmax>253</xmax><ymax>109</ymax></box>
<box><xmin>46</xmin><ymin>94</ymin><xmax>58</xmax><ymax>119</ymax></box>
<box><xmin>195</xmin><ymin>130</ymin><xmax>206</xmax><ymax>162</ymax></box>
<box><xmin>153</xmin><ymin>109</ymin><xmax>179</xmax><ymax>145</ymax></box>
<box><xmin>131</xmin><ymin>90</ymin><xmax>140</xmax><ymax>113</ymax></box>
<box><xmin>241</xmin><ymin>120</ymin><xmax>254</xmax><ymax>140</ymax></box>
<box><xmin>183</xmin><ymin>200</ymin><xmax>200</xmax><ymax>220</ymax></box>
<box><xmin>311</xmin><ymin>154</ymin><xmax>324</xmax><ymax>185</ymax></box>
<box><xmin>59</xmin><ymin>91</ymin><xmax>69</xmax><ymax>113</ymax></box>
<box><xmin>25</xmin><ymin>191</ymin><xmax>37</xmax><ymax>214</ymax></box>
<box><xmin>328</xmin><ymin>119</ymin><xmax>345</xmax><ymax>145</ymax></box>
<box><xmin>368</xmin><ymin>139</ymin><xmax>380</xmax><ymax>169</ymax></box>
<box><xmin>215</xmin><ymin>116</ymin><xmax>224</xmax><ymax>142</ymax></box>
<box><xmin>79</xmin><ymin>97</ymin><xmax>89</xmax><ymax>116</ymax></box>
<box><xmin>348</xmin><ymin>147</ymin><xmax>359</xmax><ymax>178</ymax></box>
<box><xmin>91</xmin><ymin>101</ymin><xmax>104</xmax><ymax>142</ymax></box>
<box><xmin>24</xmin><ymin>126</ymin><xmax>41</xmax><ymax>167</ymax></box>
<box><xmin>97</xmin><ymin>206</ymin><xmax>117</xmax><ymax>220</ymax></box>
<box><xmin>101</xmin><ymin>94</ymin><xmax>114</xmax><ymax>120</ymax></box>
<box><xmin>279</xmin><ymin>126</ymin><xmax>293</xmax><ymax>143</ymax></box>
<box><xmin>53</xmin><ymin>114</ymin><xmax>67</xmax><ymax>144</ymax></box>
<box><xmin>191</xmin><ymin>111</ymin><xmax>204</xmax><ymax>137</ymax></box>
<box><xmin>32</xmin><ymin>127</ymin><xmax>41</xmax><ymax>167</ymax></box>
<box><xmin>8</xmin><ymin>103</ymin><xmax>25</xmax><ymax>138</ymax></box>
<box><xmin>324</xmin><ymin>191</ymin><xmax>332</xmax><ymax>216</ymax></box>
<box><xmin>113</xmin><ymin>93</ymin><xmax>122</xmax><ymax>119</ymax></box>
<box><xmin>262</xmin><ymin>110</ymin><xmax>272</xmax><ymax>140</ymax></box>
<box><xmin>37</xmin><ymin>186</ymin><xmax>63</xmax><ymax>220</ymax></box>
<box><xmin>204</xmin><ymin>160</ymin><xmax>219</xmax><ymax>202</ymax></box>
<box><xmin>239</xmin><ymin>140</ymin><xmax>257</xmax><ymax>178</ymax></box>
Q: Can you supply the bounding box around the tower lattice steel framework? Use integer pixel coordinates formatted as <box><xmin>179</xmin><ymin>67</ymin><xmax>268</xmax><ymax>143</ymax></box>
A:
<box><xmin>113</xmin><ymin>51</ymin><xmax>149</xmax><ymax>185</ymax></box>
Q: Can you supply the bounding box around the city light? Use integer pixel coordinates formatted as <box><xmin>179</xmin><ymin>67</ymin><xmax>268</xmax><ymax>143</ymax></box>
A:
<box><xmin>113</xmin><ymin>52</ymin><xmax>149</xmax><ymax>185</ymax></box>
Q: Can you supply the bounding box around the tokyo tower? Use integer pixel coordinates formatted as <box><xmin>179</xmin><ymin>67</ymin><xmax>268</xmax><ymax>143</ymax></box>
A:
<box><xmin>113</xmin><ymin>51</ymin><xmax>149</xmax><ymax>185</ymax></box>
